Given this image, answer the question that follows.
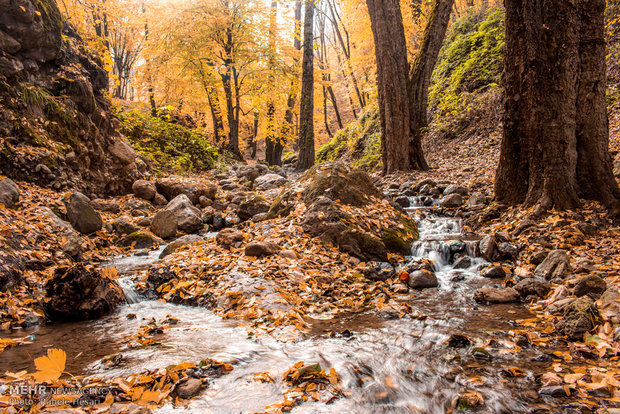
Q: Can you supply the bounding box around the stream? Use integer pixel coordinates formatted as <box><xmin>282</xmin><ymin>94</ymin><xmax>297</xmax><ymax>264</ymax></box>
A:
<box><xmin>0</xmin><ymin>198</ymin><xmax>551</xmax><ymax>413</ymax></box>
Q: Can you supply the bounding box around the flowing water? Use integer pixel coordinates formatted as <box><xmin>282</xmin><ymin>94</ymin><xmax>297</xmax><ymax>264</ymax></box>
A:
<box><xmin>0</xmin><ymin>200</ymin><xmax>550</xmax><ymax>413</ymax></box>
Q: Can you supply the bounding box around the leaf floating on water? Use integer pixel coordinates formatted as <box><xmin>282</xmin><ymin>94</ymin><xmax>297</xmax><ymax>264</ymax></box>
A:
<box><xmin>32</xmin><ymin>348</ymin><xmax>66</xmax><ymax>383</ymax></box>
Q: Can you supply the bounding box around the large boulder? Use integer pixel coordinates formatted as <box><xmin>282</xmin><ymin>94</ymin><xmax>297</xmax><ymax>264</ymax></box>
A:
<box><xmin>554</xmin><ymin>298</ymin><xmax>601</xmax><ymax>341</ymax></box>
<box><xmin>160</xmin><ymin>234</ymin><xmax>203</xmax><ymax>259</ymax></box>
<box><xmin>155</xmin><ymin>177</ymin><xmax>217</xmax><ymax>204</ymax></box>
<box><xmin>0</xmin><ymin>178</ymin><xmax>19</xmax><ymax>208</ymax></box>
<box><xmin>132</xmin><ymin>180</ymin><xmax>156</xmax><ymax>201</ymax></box>
<box><xmin>439</xmin><ymin>194</ymin><xmax>463</xmax><ymax>208</ymax></box>
<box><xmin>573</xmin><ymin>274</ymin><xmax>607</xmax><ymax>298</ymax></box>
<box><xmin>237</xmin><ymin>195</ymin><xmax>270</xmax><ymax>221</ymax></box>
<box><xmin>254</xmin><ymin>173</ymin><xmax>288</xmax><ymax>191</ymax></box>
<box><xmin>408</xmin><ymin>269</ymin><xmax>439</xmax><ymax>289</ymax></box>
<box><xmin>534</xmin><ymin>249</ymin><xmax>572</xmax><ymax>280</ymax></box>
<box><xmin>150</xmin><ymin>195</ymin><xmax>203</xmax><ymax>238</ymax></box>
<box><xmin>64</xmin><ymin>192</ymin><xmax>103</xmax><ymax>234</ymax></box>
<box><xmin>513</xmin><ymin>277</ymin><xmax>552</xmax><ymax>298</ymax></box>
<box><xmin>43</xmin><ymin>265</ymin><xmax>124</xmax><ymax>321</ymax></box>
<box><xmin>216</xmin><ymin>228</ymin><xmax>244</xmax><ymax>248</ymax></box>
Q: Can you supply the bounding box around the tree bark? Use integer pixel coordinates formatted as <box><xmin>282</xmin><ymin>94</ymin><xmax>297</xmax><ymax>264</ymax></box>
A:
<box><xmin>265</xmin><ymin>0</ymin><xmax>281</xmax><ymax>165</ymax></box>
<box><xmin>280</xmin><ymin>0</ymin><xmax>302</xmax><ymax>154</ymax></box>
<box><xmin>296</xmin><ymin>0</ymin><xmax>315</xmax><ymax>171</ymax></box>
<box><xmin>495</xmin><ymin>0</ymin><xmax>619</xmax><ymax>212</ymax></box>
<box><xmin>366</xmin><ymin>0</ymin><xmax>418</xmax><ymax>172</ymax></box>
<box><xmin>409</xmin><ymin>0</ymin><xmax>454</xmax><ymax>170</ymax></box>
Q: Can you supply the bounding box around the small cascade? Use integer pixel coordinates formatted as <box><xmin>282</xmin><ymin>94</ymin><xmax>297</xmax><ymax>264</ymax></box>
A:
<box><xmin>118</xmin><ymin>278</ymin><xmax>141</xmax><ymax>304</ymax></box>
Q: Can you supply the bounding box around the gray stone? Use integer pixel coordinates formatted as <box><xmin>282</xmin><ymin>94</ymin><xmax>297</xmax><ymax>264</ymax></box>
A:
<box><xmin>408</xmin><ymin>269</ymin><xmax>439</xmax><ymax>289</ymax></box>
<box><xmin>64</xmin><ymin>192</ymin><xmax>103</xmax><ymax>234</ymax></box>
<box><xmin>0</xmin><ymin>178</ymin><xmax>19</xmax><ymax>208</ymax></box>
<box><xmin>150</xmin><ymin>209</ymin><xmax>178</xmax><ymax>239</ymax></box>
<box><xmin>254</xmin><ymin>173</ymin><xmax>288</xmax><ymax>191</ymax></box>
<box><xmin>175</xmin><ymin>378</ymin><xmax>202</xmax><ymax>399</ymax></box>
<box><xmin>482</xmin><ymin>265</ymin><xmax>506</xmax><ymax>279</ymax></box>
<box><xmin>132</xmin><ymin>180</ymin><xmax>156</xmax><ymax>201</ymax></box>
<box><xmin>237</xmin><ymin>195</ymin><xmax>270</xmax><ymax>221</ymax></box>
<box><xmin>216</xmin><ymin>228</ymin><xmax>244</xmax><ymax>247</ymax></box>
<box><xmin>120</xmin><ymin>231</ymin><xmax>162</xmax><ymax>250</ymax></box>
<box><xmin>513</xmin><ymin>277</ymin><xmax>551</xmax><ymax>298</ymax></box>
<box><xmin>573</xmin><ymin>274</ymin><xmax>607</xmax><ymax>298</ymax></box>
<box><xmin>439</xmin><ymin>193</ymin><xmax>463</xmax><ymax>208</ymax></box>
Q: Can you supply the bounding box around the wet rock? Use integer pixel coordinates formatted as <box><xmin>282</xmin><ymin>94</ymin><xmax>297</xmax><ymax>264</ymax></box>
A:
<box><xmin>478</xmin><ymin>236</ymin><xmax>497</xmax><ymax>261</ymax></box>
<box><xmin>237</xmin><ymin>195</ymin><xmax>270</xmax><ymax>221</ymax></box>
<box><xmin>0</xmin><ymin>178</ymin><xmax>19</xmax><ymax>208</ymax></box>
<box><xmin>497</xmin><ymin>242</ymin><xmax>519</xmax><ymax>261</ymax></box>
<box><xmin>408</xmin><ymin>269</ymin><xmax>438</xmax><ymax>289</ymax></box>
<box><xmin>132</xmin><ymin>180</ymin><xmax>156</xmax><ymax>201</ymax></box>
<box><xmin>443</xmin><ymin>185</ymin><xmax>468</xmax><ymax>196</ymax></box>
<box><xmin>453</xmin><ymin>256</ymin><xmax>472</xmax><ymax>269</ymax></box>
<box><xmin>413</xmin><ymin>179</ymin><xmax>436</xmax><ymax>192</ymax></box>
<box><xmin>554</xmin><ymin>298</ymin><xmax>600</xmax><ymax>341</ymax></box>
<box><xmin>362</xmin><ymin>262</ymin><xmax>395</xmax><ymax>282</ymax></box>
<box><xmin>448</xmin><ymin>333</ymin><xmax>472</xmax><ymax>348</ymax></box>
<box><xmin>151</xmin><ymin>195</ymin><xmax>203</xmax><ymax>238</ymax></box>
<box><xmin>573</xmin><ymin>274</ymin><xmax>607</xmax><ymax>298</ymax></box>
<box><xmin>439</xmin><ymin>193</ymin><xmax>463</xmax><ymax>208</ymax></box>
<box><xmin>394</xmin><ymin>196</ymin><xmax>410</xmax><ymax>208</ymax></box>
<box><xmin>236</xmin><ymin>164</ymin><xmax>269</xmax><ymax>181</ymax></box>
<box><xmin>160</xmin><ymin>234</ymin><xmax>203</xmax><ymax>259</ymax></box>
<box><xmin>174</xmin><ymin>378</ymin><xmax>203</xmax><ymax>399</ymax></box>
<box><xmin>212</xmin><ymin>212</ymin><xmax>226</xmax><ymax>230</ymax></box>
<box><xmin>245</xmin><ymin>241</ymin><xmax>279</xmax><ymax>257</ymax></box>
<box><xmin>473</xmin><ymin>287</ymin><xmax>520</xmax><ymax>304</ymax></box>
<box><xmin>155</xmin><ymin>177</ymin><xmax>217</xmax><ymax>204</ymax></box>
<box><xmin>215</xmin><ymin>228</ymin><xmax>244</xmax><ymax>248</ymax></box>
<box><xmin>539</xmin><ymin>386</ymin><xmax>569</xmax><ymax>397</ymax></box>
<box><xmin>113</xmin><ymin>217</ymin><xmax>140</xmax><ymax>236</ymax></box>
<box><xmin>254</xmin><ymin>173</ymin><xmax>288</xmax><ymax>191</ymax></box>
<box><xmin>513</xmin><ymin>278</ymin><xmax>551</xmax><ymax>298</ymax></box>
<box><xmin>64</xmin><ymin>192</ymin><xmax>103</xmax><ymax>234</ymax></box>
<box><xmin>482</xmin><ymin>265</ymin><xmax>506</xmax><ymax>279</ymax></box>
<box><xmin>91</xmin><ymin>198</ymin><xmax>121</xmax><ymax>213</ymax></box>
<box><xmin>534</xmin><ymin>249</ymin><xmax>572</xmax><ymax>280</ymax></box>
<box><xmin>150</xmin><ymin>209</ymin><xmax>178</xmax><ymax>239</ymax></box>
<box><xmin>43</xmin><ymin>264</ymin><xmax>124</xmax><ymax>321</ymax></box>
<box><xmin>147</xmin><ymin>266</ymin><xmax>176</xmax><ymax>290</ymax></box>
<box><xmin>120</xmin><ymin>231</ymin><xmax>162</xmax><ymax>250</ymax></box>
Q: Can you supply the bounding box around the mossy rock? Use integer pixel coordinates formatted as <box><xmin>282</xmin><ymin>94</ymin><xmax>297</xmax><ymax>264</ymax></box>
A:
<box><xmin>120</xmin><ymin>231</ymin><xmax>162</xmax><ymax>250</ymax></box>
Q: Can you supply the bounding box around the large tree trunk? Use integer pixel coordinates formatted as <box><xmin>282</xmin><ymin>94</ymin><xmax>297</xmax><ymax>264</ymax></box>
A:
<box><xmin>575</xmin><ymin>0</ymin><xmax>620</xmax><ymax>206</ymax></box>
<box><xmin>495</xmin><ymin>0</ymin><xmax>619</xmax><ymax>212</ymax></box>
<box><xmin>280</xmin><ymin>0</ymin><xmax>303</xmax><ymax>153</ymax></box>
<box><xmin>366</xmin><ymin>0</ymin><xmax>417</xmax><ymax>172</ymax></box>
<box><xmin>408</xmin><ymin>0</ymin><xmax>454</xmax><ymax>170</ymax></box>
<box><xmin>296</xmin><ymin>0</ymin><xmax>315</xmax><ymax>171</ymax></box>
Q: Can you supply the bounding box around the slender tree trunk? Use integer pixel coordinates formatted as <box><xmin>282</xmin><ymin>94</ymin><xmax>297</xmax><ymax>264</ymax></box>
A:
<box><xmin>366</xmin><ymin>0</ymin><xmax>417</xmax><ymax>172</ymax></box>
<box><xmin>248</xmin><ymin>110</ymin><xmax>259</xmax><ymax>159</ymax></box>
<box><xmin>327</xmin><ymin>85</ymin><xmax>343</xmax><ymax>129</ymax></box>
<box><xmin>280</xmin><ymin>0</ymin><xmax>303</xmax><ymax>154</ymax></box>
<box><xmin>265</xmin><ymin>0</ymin><xmax>280</xmax><ymax>165</ymax></box>
<box><xmin>297</xmin><ymin>0</ymin><xmax>315</xmax><ymax>171</ymax></box>
<box><xmin>496</xmin><ymin>0</ymin><xmax>619</xmax><ymax>212</ymax></box>
<box><xmin>322</xmin><ymin>86</ymin><xmax>332</xmax><ymax>138</ymax></box>
<box><xmin>408</xmin><ymin>0</ymin><xmax>454</xmax><ymax>170</ymax></box>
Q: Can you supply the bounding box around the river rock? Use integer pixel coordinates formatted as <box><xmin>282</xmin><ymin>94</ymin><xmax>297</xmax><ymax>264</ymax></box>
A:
<box><xmin>467</xmin><ymin>192</ymin><xmax>487</xmax><ymax>208</ymax></box>
<box><xmin>554</xmin><ymin>298</ymin><xmax>600</xmax><ymax>341</ymax></box>
<box><xmin>530</xmin><ymin>250</ymin><xmax>549</xmax><ymax>265</ymax></box>
<box><xmin>0</xmin><ymin>178</ymin><xmax>19</xmax><ymax>208</ymax></box>
<box><xmin>534</xmin><ymin>249</ymin><xmax>572</xmax><ymax>280</ymax></box>
<box><xmin>236</xmin><ymin>164</ymin><xmax>269</xmax><ymax>181</ymax></box>
<box><xmin>132</xmin><ymin>180</ymin><xmax>156</xmax><ymax>201</ymax></box>
<box><xmin>254</xmin><ymin>173</ymin><xmax>288</xmax><ymax>191</ymax></box>
<box><xmin>479</xmin><ymin>235</ymin><xmax>497</xmax><ymax>261</ymax></box>
<box><xmin>150</xmin><ymin>209</ymin><xmax>178</xmax><ymax>239</ymax></box>
<box><xmin>513</xmin><ymin>277</ymin><xmax>551</xmax><ymax>298</ymax></box>
<box><xmin>473</xmin><ymin>287</ymin><xmax>520</xmax><ymax>304</ymax></box>
<box><xmin>237</xmin><ymin>195</ymin><xmax>270</xmax><ymax>221</ymax></box>
<box><xmin>113</xmin><ymin>217</ymin><xmax>140</xmax><ymax>236</ymax></box>
<box><xmin>408</xmin><ymin>269</ymin><xmax>438</xmax><ymax>289</ymax></box>
<box><xmin>573</xmin><ymin>274</ymin><xmax>607</xmax><ymax>298</ymax></box>
<box><xmin>482</xmin><ymin>265</ymin><xmax>506</xmax><ymax>279</ymax></box>
<box><xmin>43</xmin><ymin>264</ymin><xmax>124</xmax><ymax>321</ymax></box>
<box><xmin>362</xmin><ymin>262</ymin><xmax>395</xmax><ymax>282</ymax></box>
<box><xmin>120</xmin><ymin>231</ymin><xmax>162</xmax><ymax>250</ymax></box>
<box><xmin>153</xmin><ymin>193</ymin><xmax>167</xmax><ymax>205</ymax></box>
<box><xmin>497</xmin><ymin>242</ymin><xmax>519</xmax><ymax>261</ymax></box>
<box><xmin>64</xmin><ymin>192</ymin><xmax>103</xmax><ymax>234</ymax></box>
<box><xmin>155</xmin><ymin>177</ymin><xmax>217</xmax><ymax>204</ymax></box>
<box><xmin>216</xmin><ymin>228</ymin><xmax>244</xmax><ymax>247</ymax></box>
<box><xmin>245</xmin><ymin>241</ymin><xmax>279</xmax><ymax>257</ymax></box>
<box><xmin>147</xmin><ymin>266</ymin><xmax>177</xmax><ymax>290</ymax></box>
<box><xmin>160</xmin><ymin>234</ymin><xmax>203</xmax><ymax>259</ymax></box>
<box><xmin>394</xmin><ymin>196</ymin><xmax>410</xmax><ymax>208</ymax></box>
<box><xmin>453</xmin><ymin>256</ymin><xmax>472</xmax><ymax>269</ymax></box>
<box><xmin>439</xmin><ymin>193</ymin><xmax>463</xmax><ymax>208</ymax></box>
<box><xmin>443</xmin><ymin>185</ymin><xmax>468</xmax><ymax>196</ymax></box>
<box><xmin>151</xmin><ymin>195</ymin><xmax>203</xmax><ymax>238</ymax></box>
<box><xmin>174</xmin><ymin>378</ymin><xmax>203</xmax><ymax>399</ymax></box>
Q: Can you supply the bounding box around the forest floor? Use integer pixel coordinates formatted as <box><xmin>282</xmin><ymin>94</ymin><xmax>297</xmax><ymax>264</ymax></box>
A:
<box><xmin>0</xmin><ymin>126</ymin><xmax>620</xmax><ymax>413</ymax></box>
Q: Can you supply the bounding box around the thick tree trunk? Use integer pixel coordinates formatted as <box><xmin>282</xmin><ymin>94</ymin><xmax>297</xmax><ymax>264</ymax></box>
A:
<box><xmin>366</xmin><ymin>0</ymin><xmax>417</xmax><ymax>172</ymax></box>
<box><xmin>296</xmin><ymin>0</ymin><xmax>315</xmax><ymax>171</ymax></box>
<box><xmin>575</xmin><ymin>0</ymin><xmax>620</xmax><ymax>206</ymax></box>
<box><xmin>496</xmin><ymin>0</ymin><xmax>619</xmax><ymax>212</ymax></box>
<box><xmin>409</xmin><ymin>0</ymin><xmax>454</xmax><ymax>170</ymax></box>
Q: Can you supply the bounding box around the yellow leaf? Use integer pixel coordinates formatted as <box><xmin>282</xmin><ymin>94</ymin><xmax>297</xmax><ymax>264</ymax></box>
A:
<box><xmin>33</xmin><ymin>348</ymin><xmax>66</xmax><ymax>383</ymax></box>
<box><xmin>329</xmin><ymin>367</ymin><xmax>339</xmax><ymax>385</ymax></box>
